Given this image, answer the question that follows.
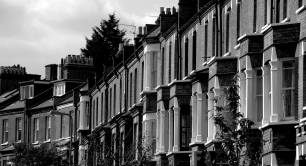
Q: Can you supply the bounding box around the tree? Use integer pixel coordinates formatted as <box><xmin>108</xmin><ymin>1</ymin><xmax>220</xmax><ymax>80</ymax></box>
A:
<box><xmin>12</xmin><ymin>143</ymin><xmax>68</xmax><ymax>166</ymax></box>
<box><xmin>81</xmin><ymin>14</ymin><xmax>126</xmax><ymax>79</ymax></box>
<box><xmin>208</xmin><ymin>75</ymin><xmax>262</xmax><ymax>166</ymax></box>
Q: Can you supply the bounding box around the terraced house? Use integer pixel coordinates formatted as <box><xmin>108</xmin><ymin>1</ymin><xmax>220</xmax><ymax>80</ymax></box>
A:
<box><xmin>1</xmin><ymin>0</ymin><xmax>306</xmax><ymax>166</ymax></box>
<box><xmin>82</xmin><ymin>0</ymin><xmax>306</xmax><ymax>166</ymax></box>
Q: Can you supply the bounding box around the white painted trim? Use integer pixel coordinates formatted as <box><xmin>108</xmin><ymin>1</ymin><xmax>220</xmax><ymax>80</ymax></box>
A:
<box><xmin>57</xmin><ymin>103</ymin><xmax>73</xmax><ymax>110</ymax></box>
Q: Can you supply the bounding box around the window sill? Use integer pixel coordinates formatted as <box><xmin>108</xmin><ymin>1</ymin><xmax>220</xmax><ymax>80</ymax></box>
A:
<box><xmin>1</xmin><ymin>142</ymin><xmax>8</xmax><ymax>146</ymax></box>
<box><xmin>43</xmin><ymin>139</ymin><xmax>51</xmax><ymax>143</ymax></box>
<box><xmin>296</xmin><ymin>5</ymin><xmax>306</xmax><ymax>14</ymax></box>
<box><xmin>223</xmin><ymin>52</ymin><xmax>231</xmax><ymax>57</ymax></box>
<box><xmin>32</xmin><ymin>141</ymin><xmax>39</xmax><ymax>145</ymax></box>
<box><xmin>16</xmin><ymin>140</ymin><xmax>21</xmax><ymax>143</ymax></box>
<box><xmin>281</xmin><ymin>17</ymin><xmax>290</xmax><ymax>23</ymax></box>
<box><xmin>234</xmin><ymin>44</ymin><xmax>240</xmax><ymax>50</ymax></box>
<box><xmin>261</xmin><ymin>24</ymin><xmax>271</xmax><ymax>33</ymax></box>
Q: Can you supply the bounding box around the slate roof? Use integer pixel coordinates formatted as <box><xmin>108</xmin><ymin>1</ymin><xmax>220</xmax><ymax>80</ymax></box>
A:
<box><xmin>31</xmin><ymin>98</ymin><xmax>54</xmax><ymax>110</ymax></box>
<box><xmin>0</xmin><ymin>89</ymin><xmax>18</xmax><ymax>103</ymax></box>
<box><xmin>1</xmin><ymin>100</ymin><xmax>25</xmax><ymax>111</ymax></box>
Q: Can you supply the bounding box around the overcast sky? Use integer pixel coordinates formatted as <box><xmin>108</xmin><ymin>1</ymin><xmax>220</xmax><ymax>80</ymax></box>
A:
<box><xmin>0</xmin><ymin>0</ymin><xmax>178</xmax><ymax>77</ymax></box>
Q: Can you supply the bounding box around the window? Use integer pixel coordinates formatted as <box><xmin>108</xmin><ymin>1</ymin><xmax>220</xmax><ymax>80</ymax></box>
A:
<box><xmin>45</xmin><ymin>116</ymin><xmax>51</xmax><ymax>140</ymax></box>
<box><xmin>33</xmin><ymin>118</ymin><xmax>39</xmax><ymax>142</ymax></box>
<box><xmin>130</xmin><ymin>73</ymin><xmax>133</xmax><ymax>107</ymax></box>
<box><xmin>298</xmin><ymin>0</ymin><xmax>303</xmax><ymax>8</ymax></box>
<box><xmin>16</xmin><ymin>118</ymin><xmax>22</xmax><ymax>141</ymax></box>
<box><xmin>253</xmin><ymin>0</ymin><xmax>257</xmax><ymax>32</ymax></box>
<box><xmin>270</xmin><ymin>0</ymin><xmax>274</xmax><ymax>23</ymax></box>
<box><xmin>236</xmin><ymin>1</ymin><xmax>241</xmax><ymax>41</ymax></box>
<box><xmin>256</xmin><ymin>70</ymin><xmax>263</xmax><ymax>122</ymax></box>
<box><xmin>96</xmin><ymin>97</ymin><xmax>99</xmax><ymax>125</ymax></box>
<box><xmin>264</xmin><ymin>0</ymin><xmax>268</xmax><ymax>25</ymax></box>
<box><xmin>225</xmin><ymin>10</ymin><xmax>230</xmax><ymax>53</ymax></box>
<box><xmin>21</xmin><ymin>85</ymin><xmax>34</xmax><ymax>99</ymax></box>
<box><xmin>282</xmin><ymin>60</ymin><xmax>295</xmax><ymax>118</ymax></box>
<box><xmin>110</xmin><ymin>88</ymin><xmax>112</xmax><ymax>117</ymax></box>
<box><xmin>2</xmin><ymin>119</ymin><xmax>8</xmax><ymax>143</ymax></box>
<box><xmin>168</xmin><ymin>41</ymin><xmax>172</xmax><ymax>83</ymax></box>
<box><xmin>180</xmin><ymin>107</ymin><xmax>191</xmax><ymax>150</ymax></box>
<box><xmin>141</xmin><ymin>62</ymin><xmax>144</xmax><ymax>91</ymax></box>
<box><xmin>184</xmin><ymin>38</ymin><xmax>189</xmax><ymax>76</ymax></box>
<box><xmin>276</xmin><ymin>0</ymin><xmax>280</xmax><ymax>23</ymax></box>
<box><xmin>54</xmin><ymin>83</ymin><xmax>65</xmax><ymax>96</ymax></box>
<box><xmin>101</xmin><ymin>93</ymin><xmax>104</xmax><ymax>122</ymax></box>
<box><xmin>212</xmin><ymin>16</ymin><xmax>217</xmax><ymax>57</ymax></box>
<box><xmin>204</xmin><ymin>20</ymin><xmax>208</xmax><ymax>60</ymax></box>
<box><xmin>60</xmin><ymin>115</ymin><xmax>64</xmax><ymax>138</ymax></box>
<box><xmin>86</xmin><ymin>101</ymin><xmax>90</xmax><ymax>127</ymax></box>
<box><xmin>283</xmin><ymin>0</ymin><xmax>287</xmax><ymax>19</ymax></box>
<box><xmin>134</xmin><ymin>69</ymin><xmax>137</xmax><ymax>104</ymax></box>
<box><xmin>3</xmin><ymin>160</ymin><xmax>7</xmax><ymax>166</ymax></box>
<box><xmin>152</xmin><ymin>52</ymin><xmax>157</xmax><ymax>88</ymax></box>
<box><xmin>161</xmin><ymin>47</ymin><xmax>165</xmax><ymax>85</ymax></box>
<box><xmin>120</xmin><ymin>131</ymin><xmax>124</xmax><ymax>163</ymax></box>
<box><xmin>114</xmin><ymin>84</ymin><xmax>116</xmax><ymax>115</ymax></box>
<box><xmin>92</xmin><ymin>99</ymin><xmax>96</xmax><ymax>126</ymax></box>
<box><xmin>192</xmin><ymin>31</ymin><xmax>197</xmax><ymax>70</ymax></box>
<box><xmin>133</xmin><ymin>123</ymin><xmax>138</xmax><ymax>147</ymax></box>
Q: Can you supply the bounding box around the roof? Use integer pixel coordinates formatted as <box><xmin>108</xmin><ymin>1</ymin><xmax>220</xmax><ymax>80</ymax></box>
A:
<box><xmin>146</xmin><ymin>26</ymin><xmax>160</xmax><ymax>38</ymax></box>
<box><xmin>31</xmin><ymin>98</ymin><xmax>54</xmax><ymax>110</ymax></box>
<box><xmin>0</xmin><ymin>89</ymin><xmax>18</xmax><ymax>103</ymax></box>
<box><xmin>1</xmin><ymin>100</ymin><xmax>25</xmax><ymax>111</ymax></box>
<box><xmin>58</xmin><ymin>95</ymin><xmax>73</xmax><ymax>105</ymax></box>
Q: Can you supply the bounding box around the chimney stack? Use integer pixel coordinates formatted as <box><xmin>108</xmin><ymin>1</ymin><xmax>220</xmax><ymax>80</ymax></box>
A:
<box><xmin>138</xmin><ymin>26</ymin><xmax>143</xmax><ymax>35</ymax></box>
<box><xmin>166</xmin><ymin>8</ymin><xmax>171</xmax><ymax>15</ymax></box>
<box><xmin>172</xmin><ymin>7</ymin><xmax>177</xmax><ymax>14</ymax></box>
<box><xmin>160</xmin><ymin>7</ymin><xmax>165</xmax><ymax>15</ymax></box>
<box><xmin>45</xmin><ymin>64</ymin><xmax>58</xmax><ymax>81</ymax></box>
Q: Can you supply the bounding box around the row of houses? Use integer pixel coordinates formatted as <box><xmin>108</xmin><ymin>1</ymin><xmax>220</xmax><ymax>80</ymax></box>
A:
<box><xmin>1</xmin><ymin>0</ymin><xmax>306</xmax><ymax>165</ymax></box>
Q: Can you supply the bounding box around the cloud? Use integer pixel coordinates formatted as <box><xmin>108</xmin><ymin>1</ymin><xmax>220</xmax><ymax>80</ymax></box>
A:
<box><xmin>0</xmin><ymin>0</ymin><xmax>177</xmax><ymax>77</ymax></box>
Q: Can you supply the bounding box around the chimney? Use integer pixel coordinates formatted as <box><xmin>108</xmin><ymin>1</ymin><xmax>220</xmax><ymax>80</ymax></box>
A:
<box><xmin>138</xmin><ymin>26</ymin><xmax>143</xmax><ymax>35</ymax></box>
<box><xmin>45</xmin><ymin>64</ymin><xmax>58</xmax><ymax>81</ymax></box>
<box><xmin>160</xmin><ymin>7</ymin><xmax>165</xmax><ymax>15</ymax></box>
<box><xmin>178</xmin><ymin>0</ymin><xmax>197</xmax><ymax>26</ymax></box>
<box><xmin>166</xmin><ymin>8</ymin><xmax>171</xmax><ymax>15</ymax></box>
<box><xmin>198</xmin><ymin>0</ymin><xmax>209</xmax><ymax>11</ymax></box>
<box><xmin>172</xmin><ymin>7</ymin><xmax>177</xmax><ymax>14</ymax></box>
<box><xmin>143</xmin><ymin>26</ymin><xmax>147</xmax><ymax>35</ymax></box>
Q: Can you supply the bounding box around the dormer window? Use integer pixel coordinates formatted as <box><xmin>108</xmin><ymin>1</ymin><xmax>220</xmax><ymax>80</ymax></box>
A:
<box><xmin>54</xmin><ymin>83</ymin><xmax>65</xmax><ymax>96</ymax></box>
<box><xmin>20</xmin><ymin>85</ymin><xmax>34</xmax><ymax>100</ymax></box>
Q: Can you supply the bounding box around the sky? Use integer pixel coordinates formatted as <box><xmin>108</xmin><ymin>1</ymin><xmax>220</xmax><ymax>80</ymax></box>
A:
<box><xmin>0</xmin><ymin>0</ymin><xmax>178</xmax><ymax>77</ymax></box>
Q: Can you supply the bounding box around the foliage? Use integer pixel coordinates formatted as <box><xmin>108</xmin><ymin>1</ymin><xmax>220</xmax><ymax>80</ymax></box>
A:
<box><xmin>12</xmin><ymin>143</ymin><xmax>68</xmax><ymax>166</ymax></box>
<box><xmin>212</xmin><ymin>75</ymin><xmax>262</xmax><ymax>166</ymax></box>
<box><xmin>81</xmin><ymin>13</ymin><xmax>126</xmax><ymax>79</ymax></box>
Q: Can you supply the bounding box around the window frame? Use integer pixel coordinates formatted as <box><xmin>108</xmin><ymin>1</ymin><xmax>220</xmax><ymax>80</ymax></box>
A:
<box><xmin>16</xmin><ymin>118</ymin><xmax>22</xmax><ymax>142</ymax></box>
<box><xmin>281</xmin><ymin>60</ymin><xmax>295</xmax><ymax>119</ymax></box>
<box><xmin>2</xmin><ymin>119</ymin><xmax>8</xmax><ymax>144</ymax></box>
